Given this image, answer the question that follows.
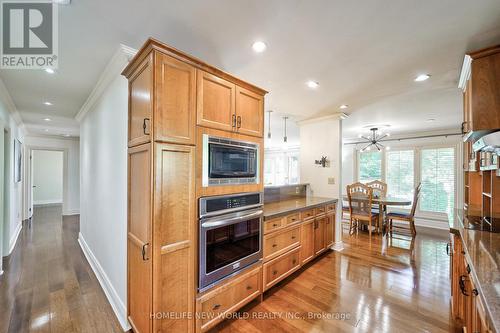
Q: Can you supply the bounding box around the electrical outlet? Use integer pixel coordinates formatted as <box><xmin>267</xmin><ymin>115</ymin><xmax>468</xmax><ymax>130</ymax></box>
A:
<box><xmin>295</xmin><ymin>187</ymin><xmax>300</xmax><ymax>194</ymax></box>
<box><xmin>328</xmin><ymin>177</ymin><xmax>335</xmax><ymax>185</ymax></box>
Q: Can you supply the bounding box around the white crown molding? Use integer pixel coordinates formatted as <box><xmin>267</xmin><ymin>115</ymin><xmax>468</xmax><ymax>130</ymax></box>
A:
<box><xmin>0</xmin><ymin>76</ymin><xmax>23</xmax><ymax>125</ymax></box>
<box><xmin>458</xmin><ymin>54</ymin><xmax>472</xmax><ymax>91</ymax></box>
<box><xmin>75</xmin><ymin>44</ymin><xmax>137</xmax><ymax>122</ymax></box>
<box><xmin>297</xmin><ymin>112</ymin><xmax>347</xmax><ymax>126</ymax></box>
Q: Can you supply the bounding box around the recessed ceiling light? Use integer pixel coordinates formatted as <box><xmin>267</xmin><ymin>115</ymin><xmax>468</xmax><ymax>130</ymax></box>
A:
<box><xmin>306</xmin><ymin>80</ymin><xmax>319</xmax><ymax>89</ymax></box>
<box><xmin>339</xmin><ymin>104</ymin><xmax>348</xmax><ymax>109</ymax></box>
<box><xmin>44</xmin><ymin>129</ymin><xmax>49</xmax><ymax>132</ymax></box>
<box><xmin>43</xmin><ymin>101</ymin><xmax>52</xmax><ymax>106</ymax></box>
<box><xmin>414</xmin><ymin>74</ymin><xmax>430</xmax><ymax>82</ymax></box>
<box><xmin>426</xmin><ymin>118</ymin><xmax>436</xmax><ymax>122</ymax></box>
<box><xmin>62</xmin><ymin>134</ymin><xmax>71</xmax><ymax>137</ymax></box>
<box><xmin>43</xmin><ymin>118</ymin><xmax>51</xmax><ymax>121</ymax></box>
<box><xmin>44</xmin><ymin>68</ymin><xmax>55</xmax><ymax>74</ymax></box>
<box><xmin>252</xmin><ymin>41</ymin><xmax>267</xmax><ymax>53</ymax></box>
<box><xmin>386</xmin><ymin>146</ymin><xmax>391</xmax><ymax>151</ymax></box>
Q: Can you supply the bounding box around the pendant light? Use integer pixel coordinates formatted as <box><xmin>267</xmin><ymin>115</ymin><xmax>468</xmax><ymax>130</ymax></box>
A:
<box><xmin>267</xmin><ymin>110</ymin><xmax>273</xmax><ymax>139</ymax></box>
<box><xmin>283</xmin><ymin>116</ymin><xmax>289</xmax><ymax>143</ymax></box>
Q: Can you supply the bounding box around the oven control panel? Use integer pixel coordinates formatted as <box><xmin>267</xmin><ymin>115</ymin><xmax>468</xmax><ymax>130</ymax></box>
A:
<box><xmin>200</xmin><ymin>192</ymin><xmax>263</xmax><ymax>217</ymax></box>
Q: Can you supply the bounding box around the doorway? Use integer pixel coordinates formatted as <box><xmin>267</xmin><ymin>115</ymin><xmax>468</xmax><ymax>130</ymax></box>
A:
<box><xmin>31</xmin><ymin>150</ymin><xmax>64</xmax><ymax>209</ymax></box>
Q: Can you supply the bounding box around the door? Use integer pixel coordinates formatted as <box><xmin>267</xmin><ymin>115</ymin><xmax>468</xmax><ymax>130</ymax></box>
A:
<box><xmin>154</xmin><ymin>52</ymin><xmax>196</xmax><ymax>145</ymax></box>
<box><xmin>196</xmin><ymin>70</ymin><xmax>236</xmax><ymax>132</ymax></box>
<box><xmin>128</xmin><ymin>144</ymin><xmax>152</xmax><ymax>333</ymax></box>
<box><xmin>314</xmin><ymin>217</ymin><xmax>326</xmax><ymax>255</ymax></box>
<box><xmin>129</xmin><ymin>56</ymin><xmax>153</xmax><ymax>147</ymax></box>
<box><xmin>152</xmin><ymin>143</ymin><xmax>195</xmax><ymax>333</ymax></box>
<box><xmin>325</xmin><ymin>213</ymin><xmax>335</xmax><ymax>248</ymax></box>
<box><xmin>300</xmin><ymin>219</ymin><xmax>315</xmax><ymax>264</ymax></box>
<box><xmin>235</xmin><ymin>86</ymin><xmax>264</xmax><ymax>137</ymax></box>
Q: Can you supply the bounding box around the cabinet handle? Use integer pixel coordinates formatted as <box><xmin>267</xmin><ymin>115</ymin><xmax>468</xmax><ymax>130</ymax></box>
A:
<box><xmin>272</xmin><ymin>244</ymin><xmax>277</xmax><ymax>248</ymax></box>
<box><xmin>273</xmin><ymin>270</ymin><xmax>278</xmax><ymax>275</ymax></box>
<box><xmin>232</xmin><ymin>114</ymin><xmax>236</xmax><ymax>128</ymax></box>
<box><xmin>292</xmin><ymin>259</ymin><xmax>297</xmax><ymax>265</ymax></box>
<box><xmin>141</xmin><ymin>243</ymin><xmax>149</xmax><ymax>261</ymax></box>
<box><xmin>143</xmin><ymin>118</ymin><xmax>150</xmax><ymax>135</ymax></box>
<box><xmin>459</xmin><ymin>275</ymin><xmax>469</xmax><ymax>296</ymax></box>
<box><xmin>466</xmin><ymin>264</ymin><xmax>471</xmax><ymax>274</ymax></box>
<box><xmin>273</xmin><ymin>223</ymin><xmax>278</xmax><ymax>227</ymax></box>
<box><xmin>246</xmin><ymin>285</ymin><xmax>252</xmax><ymax>290</ymax></box>
<box><xmin>237</xmin><ymin>116</ymin><xmax>242</xmax><ymax>129</ymax></box>
<box><xmin>212</xmin><ymin>304</ymin><xmax>221</xmax><ymax>310</ymax></box>
<box><xmin>291</xmin><ymin>236</ymin><xmax>296</xmax><ymax>240</ymax></box>
<box><xmin>472</xmin><ymin>289</ymin><xmax>478</xmax><ymax>296</ymax></box>
<box><xmin>461</xmin><ymin>121</ymin><xmax>466</xmax><ymax>135</ymax></box>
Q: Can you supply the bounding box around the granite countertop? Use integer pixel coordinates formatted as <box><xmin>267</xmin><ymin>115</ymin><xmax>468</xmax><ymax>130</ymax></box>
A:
<box><xmin>263</xmin><ymin>196</ymin><xmax>338</xmax><ymax>220</ymax></box>
<box><xmin>449</xmin><ymin>211</ymin><xmax>500</xmax><ymax>332</ymax></box>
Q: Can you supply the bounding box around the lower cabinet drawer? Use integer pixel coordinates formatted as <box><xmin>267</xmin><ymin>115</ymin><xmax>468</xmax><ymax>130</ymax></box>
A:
<box><xmin>286</xmin><ymin>213</ymin><xmax>301</xmax><ymax>225</ymax></box>
<box><xmin>326</xmin><ymin>203</ymin><xmax>336</xmax><ymax>213</ymax></box>
<box><xmin>264</xmin><ymin>217</ymin><xmax>284</xmax><ymax>234</ymax></box>
<box><xmin>315</xmin><ymin>206</ymin><xmax>326</xmax><ymax>215</ymax></box>
<box><xmin>196</xmin><ymin>265</ymin><xmax>262</xmax><ymax>332</ymax></box>
<box><xmin>263</xmin><ymin>247</ymin><xmax>301</xmax><ymax>291</ymax></box>
<box><xmin>301</xmin><ymin>209</ymin><xmax>315</xmax><ymax>220</ymax></box>
<box><xmin>263</xmin><ymin>225</ymin><xmax>301</xmax><ymax>261</ymax></box>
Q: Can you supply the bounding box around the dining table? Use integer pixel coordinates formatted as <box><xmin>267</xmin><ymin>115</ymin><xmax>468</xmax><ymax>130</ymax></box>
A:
<box><xmin>342</xmin><ymin>195</ymin><xmax>412</xmax><ymax>233</ymax></box>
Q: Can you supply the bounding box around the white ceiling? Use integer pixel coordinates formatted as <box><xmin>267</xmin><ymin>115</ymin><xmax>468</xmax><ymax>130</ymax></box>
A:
<box><xmin>0</xmin><ymin>0</ymin><xmax>499</xmax><ymax>138</ymax></box>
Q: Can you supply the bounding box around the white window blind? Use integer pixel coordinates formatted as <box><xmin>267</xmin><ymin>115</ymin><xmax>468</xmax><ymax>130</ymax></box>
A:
<box><xmin>359</xmin><ymin>151</ymin><xmax>382</xmax><ymax>183</ymax></box>
<box><xmin>420</xmin><ymin>148</ymin><xmax>455</xmax><ymax>216</ymax></box>
<box><xmin>386</xmin><ymin>150</ymin><xmax>414</xmax><ymax>202</ymax></box>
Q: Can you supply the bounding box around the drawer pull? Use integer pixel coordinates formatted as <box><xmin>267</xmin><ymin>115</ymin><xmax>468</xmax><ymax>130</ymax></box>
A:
<box><xmin>272</xmin><ymin>244</ymin><xmax>277</xmax><ymax>248</ymax></box>
<box><xmin>273</xmin><ymin>270</ymin><xmax>278</xmax><ymax>275</ymax></box>
<box><xmin>212</xmin><ymin>304</ymin><xmax>221</xmax><ymax>310</ymax></box>
<box><xmin>466</xmin><ymin>264</ymin><xmax>471</xmax><ymax>274</ymax></box>
<box><xmin>273</xmin><ymin>223</ymin><xmax>278</xmax><ymax>227</ymax></box>
<box><xmin>292</xmin><ymin>259</ymin><xmax>297</xmax><ymax>265</ymax></box>
<box><xmin>459</xmin><ymin>275</ymin><xmax>469</xmax><ymax>296</ymax></box>
<box><xmin>472</xmin><ymin>289</ymin><xmax>478</xmax><ymax>296</ymax></box>
<box><xmin>246</xmin><ymin>285</ymin><xmax>252</xmax><ymax>290</ymax></box>
<box><xmin>291</xmin><ymin>236</ymin><xmax>296</xmax><ymax>240</ymax></box>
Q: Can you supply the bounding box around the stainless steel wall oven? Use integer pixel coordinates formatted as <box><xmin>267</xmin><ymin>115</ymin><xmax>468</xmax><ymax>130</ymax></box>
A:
<box><xmin>198</xmin><ymin>192</ymin><xmax>263</xmax><ymax>291</ymax></box>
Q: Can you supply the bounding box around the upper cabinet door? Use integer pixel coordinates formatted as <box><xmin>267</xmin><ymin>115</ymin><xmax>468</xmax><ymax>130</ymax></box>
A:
<box><xmin>129</xmin><ymin>55</ymin><xmax>153</xmax><ymax>147</ymax></box>
<box><xmin>235</xmin><ymin>86</ymin><xmax>264</xmax><ymax>137</ymax></box>
<box><xmin>154</xmin><ymin>52</ymin><xmax>196</xmax><ymax>145</ymax></box>
<box><xmin>196</xmin><ymin>70</ymin><xmax>236</xmax><ymax>132</ymax></box>
<box><xmin>470</xmin><ymin>52</ymin><xmax>500</xmax><ymax>131</ymax></box>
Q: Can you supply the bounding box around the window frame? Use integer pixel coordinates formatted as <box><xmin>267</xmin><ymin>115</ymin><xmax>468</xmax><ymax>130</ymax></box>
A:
<box><xmin>355</xmin><ymin>144</ymin><xmax>457</xmax><ymax>221</ymax></box>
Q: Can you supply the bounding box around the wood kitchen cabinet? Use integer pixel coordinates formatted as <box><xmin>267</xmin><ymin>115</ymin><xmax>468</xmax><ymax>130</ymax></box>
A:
<box><xmin>314</xmin><ymin>216</ymin><xmax>327</xmax><ymax>255</ymax></box>
<box><xmin>196</xmin><ymin>71</ymin><xmax>265</xmax><ymax>137</ymax></box>
<box><xmin>325</xmin><ymin>211</ymin><xmax>335</xmax><ymax>248</ymax></box>
<box><xmin>300</xmin><ymin>219</ymin><xmax>315</xmax><ymax>265</ymax></box>
<box><xmin>196</xmin><ymin>70</ymin><xmax>236</xmax><ymax>132</ymax></box>
<box><xmin>461</xmin><ymin>45</ymin><xmax>500</xmax><ymax>136</ymax></box>
<box><xmin>124</xmin><ymin>38</ymin><xmax>266</xmax><ymax>333</ymax></box>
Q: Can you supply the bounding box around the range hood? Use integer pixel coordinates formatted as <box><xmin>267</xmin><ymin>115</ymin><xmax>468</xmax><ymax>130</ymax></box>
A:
<box><xmin>473</xmin><ymin>130</ymin><xmax>500</xmax><ymax>153</ymax></box>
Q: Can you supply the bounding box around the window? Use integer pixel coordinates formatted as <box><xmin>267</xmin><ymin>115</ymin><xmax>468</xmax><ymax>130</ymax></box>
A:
<box><xmin>358</xmin><ymin>151</ymin><xmax>382</xmax><ymax>183</ymax></box>
<box><xmin>264</xmin><ymin>150</ymin><xmax>300</xmax><ymax>186</ymax></box>
<box><xmin>420</xmin><ymin>148</ymin><xmax>455</xmax><ymax>216</ymax></box>
<box><xmin>386</xmin><ymin>150</ymin><xmax>414</xmax><ymax>202</ymax></box>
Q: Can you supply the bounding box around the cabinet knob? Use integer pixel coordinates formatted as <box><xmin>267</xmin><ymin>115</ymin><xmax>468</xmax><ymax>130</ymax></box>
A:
<box><xmin>472</xmin><ymin>289</ymin><xmax>478</xmax><ymax>296</ymax></box>
<box><xmin>273</xmin><ymin>223</ymin><xmax>278</xmax><ymax>227</ymax></box>
<box><xmin>246</xmin><ymin>285</ymin><xmax>252</xmax><ymax>290</ymax></box>
<box><xmin>272</xmin><ymin>244</ymin><xmax>277</xmax><ymax>248</ymax></box>
<box><xmin>292</xmin><ymin>259</ymin><xmax>296</xmax><ymax>265</ymax></box>
<box><xmin>212</xmin><ymin>304</ymin><xmax>221</xmax><ymax>310</ymax></box>
<box><xmin>291</xmin><ymin>236</ymin><xmax>296</xmax><ymax>240</ymax></box>
<box><xmin>273</xmin><ymin>270</ymin><xmax>278</xmax><ymax>275</ymax></box>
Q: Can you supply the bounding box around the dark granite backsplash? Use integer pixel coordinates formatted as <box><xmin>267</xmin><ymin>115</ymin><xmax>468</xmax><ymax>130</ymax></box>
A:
<box><xmin>264</xmin><ymin>183</ymin><xmax>308</xmax><ymax>203</ymax></box>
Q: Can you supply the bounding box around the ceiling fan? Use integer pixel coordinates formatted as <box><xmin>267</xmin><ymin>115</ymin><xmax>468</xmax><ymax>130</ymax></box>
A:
<box><xmin>359</xmin><ymin>127</ymin><xmax>390</xmax><ymax>151</ymax></box>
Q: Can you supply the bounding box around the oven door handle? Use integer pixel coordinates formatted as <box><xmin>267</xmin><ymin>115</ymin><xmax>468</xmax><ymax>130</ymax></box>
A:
<box><xmin>201</xmin><ymin>210</ymin><xmax>263</xmax><ymax>229</ymax></box>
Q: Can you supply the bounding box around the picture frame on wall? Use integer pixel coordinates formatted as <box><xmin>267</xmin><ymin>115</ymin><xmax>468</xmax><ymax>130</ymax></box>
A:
<box><xmin>14</xmin><ymin>139</ymin><xmax>22</xmax><ymax>183</ymax></box>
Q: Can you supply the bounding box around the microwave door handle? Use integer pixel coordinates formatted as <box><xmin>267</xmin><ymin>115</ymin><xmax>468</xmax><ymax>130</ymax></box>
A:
<box><xmin>202</xmin><ymin>210</ymin><xmax>263</xmax><ymax>229</ymax></box>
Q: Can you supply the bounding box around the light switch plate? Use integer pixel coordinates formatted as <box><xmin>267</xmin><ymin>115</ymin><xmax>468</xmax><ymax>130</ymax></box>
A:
<box><xmin>328</xmin><ymin>177</ymin><xmax>335</xmax><ymax>184</ymax></box>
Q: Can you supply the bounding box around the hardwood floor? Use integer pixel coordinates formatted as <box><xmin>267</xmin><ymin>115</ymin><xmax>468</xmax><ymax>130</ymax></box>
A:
<box><xmin>0</xmin><ymin>205</ymin><xmax>122</xmax><ymax>333</ymax></box>
<box><xmin>212</xmin><ymin>227</ymin><xmax>454</xmax><ymax>333</ymax></box>
<box><xmin>0</xmin><ymin>206</ymin><xmax>454</xmax><ymax>333</ymax></box>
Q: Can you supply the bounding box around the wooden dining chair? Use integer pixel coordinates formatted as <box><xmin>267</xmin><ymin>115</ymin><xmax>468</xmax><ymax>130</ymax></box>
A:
<box><xmin>366</xmin><ymin>180</ymin><xmax>387</xmax><ymax>198</ymax></box>
<box><xmin>385</xmin><ymin>185</ymin><xmax>421</xmax><ymax>237</ymax></box>
<box><xmin>347</xmin><ymin>182</ymin><xmax>379</xmax><ymax>237</ymax></box>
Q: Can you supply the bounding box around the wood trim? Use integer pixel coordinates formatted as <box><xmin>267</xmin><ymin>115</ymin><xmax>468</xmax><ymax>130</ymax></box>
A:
<box><xmin>122</xmin><ymin>38</ymin><xmax>267</xmax><ymax>95</ymax></box>
<box><xmin>160</xmin><ymin>240</ymin><xmax>191</xmax><ymax>255</ymax></box>
<box><xmin>468</xmin><ymin>44</ymin><xmax>500</xmax><ymax>60</ymax></box>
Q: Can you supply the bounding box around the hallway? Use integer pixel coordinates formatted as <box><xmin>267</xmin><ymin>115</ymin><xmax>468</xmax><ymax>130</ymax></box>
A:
<box><xmin>0</xmin><ymin>206</ymin><xmax>122</xmax><ymax>333</ymax></box>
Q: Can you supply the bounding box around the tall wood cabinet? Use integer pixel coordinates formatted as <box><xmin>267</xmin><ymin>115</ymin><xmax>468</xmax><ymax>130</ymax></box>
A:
<box><xmin>123</xmin><ymin>38</ymin><xmax>267</xmax><ymax>333</ymax></box>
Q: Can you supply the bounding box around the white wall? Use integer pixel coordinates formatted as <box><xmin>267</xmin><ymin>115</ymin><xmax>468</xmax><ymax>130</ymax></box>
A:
<box><xmin>24</xmin><ymin>136</ymin><xmax>80</xmax><ymax>216</ymax></box>
<box><xmin>79</xmin><ymin>62</ymin><xmax>129</xmax><ymax>329</ymax></box>
<box><xmin>0</xmin><ymin>79</ymin><xmax>25</xmax><ymax>268</ymax></box>
<box><xmin>299</xmin><ymin>115</ymin><xmax>343</xmax><ymax>248</ymax></box>
<box><xmin>33</xmin><ymin>150</ymin><xmax>63</xmax><ymax>205</ymax></box>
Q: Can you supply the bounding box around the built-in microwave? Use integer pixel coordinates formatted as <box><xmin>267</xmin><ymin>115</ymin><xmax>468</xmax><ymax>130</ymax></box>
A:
<box><xmin>202</xmin><ymin>134</ymin><xmax>259</xmax><ymax>187</ymax></box>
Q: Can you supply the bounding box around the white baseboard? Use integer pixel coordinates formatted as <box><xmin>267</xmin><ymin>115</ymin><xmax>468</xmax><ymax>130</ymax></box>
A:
<box><xmin>7</xmin><ymin>222</ymin><xmax>22</xmax><ymax>255</ymax></box>
<box><xmin>34</xmin><ymin>199</ymin><xmax>62</xmax><ymax>205</ymax></box>
<box><xmin>78</xmin><ymin>233</ymin><xmax>130</xmax><ymax>331</ymax></box>
<box><xmin>63</xmin><ymin>209</ymin><xmax>80</xmax><ymax>216</ymax></box>
<box><xmin>331</xmin><ymin>240</ymin><xmax>344</xmax><ymax>251</ymax></box>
